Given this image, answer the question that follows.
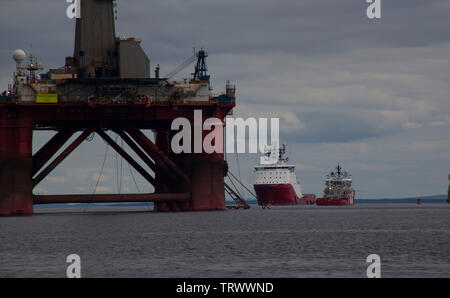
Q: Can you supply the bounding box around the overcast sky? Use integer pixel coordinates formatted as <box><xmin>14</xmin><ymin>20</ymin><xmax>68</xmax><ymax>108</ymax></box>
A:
<box><xmin>1</xmin><ymin>0</ymin><xmax>449</xmax><ymax>199</ymax></box>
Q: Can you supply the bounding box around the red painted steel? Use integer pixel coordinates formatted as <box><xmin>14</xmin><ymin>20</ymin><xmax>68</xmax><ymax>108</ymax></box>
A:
<box><xmin>254</xmin><ymin>184</ymin><xmax>302</xmax><ymax>206</ymax></box>
<box><xmin>0</xmin><ymin>111</ymin><xmax>33</xmax><ymax>215</ymax></box>
<box><xmin>112</xmin><ymin>130</ymin><xmax>159</xmax><ymax>174</ymax></box>
<box><xmin>32</xmin><ymin>128</ymin><xmax>76</xmax><ymax>176</ymax></box>
<box><xmin>96</xmin><ymin>129</ymin><xmax>157</xmax><ymax>186</ymax></box>
<box><xmin>316</xmin><ymin>198</ymin><xmax>353</xmax><ymax>206</ymax></box>
<box><xmin>33</xmin><ymin>129</ymin><xmax>93</xmax><ymax>187</ymax></box>
<box><xmin>0</xmin><ymin>103</ymin><xmax>234</xmax><ymax>125</ymax></box>
<box><xmin>175</xmin><ymin>153</ymin><xmax>226</xmax><ymax>211</ymax></box>
<box><xmin>0</xmin><ymin>102</ymin><xmax>233</xmax><ymax>215</ymax></box>
<box><xmin>34</xmin><ymin>193</ymin><xmax>191</xmax><ymax>204</ymax></box>
<box><xmin>127</xmin><ymin>128</ymin><xmax>191</xmax><ymax>186</ymax></box>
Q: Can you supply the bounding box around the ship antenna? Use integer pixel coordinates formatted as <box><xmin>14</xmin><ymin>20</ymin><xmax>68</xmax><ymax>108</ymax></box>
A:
<box><xmin>336</xmin><ymin>163</ymin><xmax>342</xmax><ymax>176</ymax></box>
<box><xmin>280</xmin><ymin>143</ymin><xmax>286</xmax><ymax>161</ymax></box>
<box><xmin>264</xmin><ymin>145</ymin><xmax>271</xmax><ymax>158</ymax></box>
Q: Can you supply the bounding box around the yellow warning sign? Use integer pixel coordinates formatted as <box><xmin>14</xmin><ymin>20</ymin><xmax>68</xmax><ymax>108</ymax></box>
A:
<box><xmin>36</xmin><ymin>93</ymin><xmax>58</xmax><ymax>104</ymax></box>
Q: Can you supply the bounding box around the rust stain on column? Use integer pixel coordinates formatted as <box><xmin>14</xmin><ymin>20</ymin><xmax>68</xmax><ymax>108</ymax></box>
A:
<box><xmin>0</xmin><ymin>111</ymin><xmax>33</xmax><ymax>216</ymax></box>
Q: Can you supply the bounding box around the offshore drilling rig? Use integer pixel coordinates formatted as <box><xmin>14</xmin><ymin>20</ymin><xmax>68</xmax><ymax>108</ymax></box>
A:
<box><xmin>0</xmin><ymin>0</ymin><xmax>236</xmax><ymax>216</ymax></box>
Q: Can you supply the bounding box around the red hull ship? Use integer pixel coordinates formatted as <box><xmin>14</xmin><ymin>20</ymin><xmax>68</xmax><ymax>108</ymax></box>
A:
<box><xmin>254</xmin><ymin>144</ymin><xmax>316</xmax><ymax>207</ymax></box>
<box><xmin>316</xmin><ymin>164</ymin><xmax>355</xmax><ymax>206</ymax></box>
<box><xmin>316</xmin><ymin>197</ymin><xmax>353</xmax><ymax>206</ymax></box>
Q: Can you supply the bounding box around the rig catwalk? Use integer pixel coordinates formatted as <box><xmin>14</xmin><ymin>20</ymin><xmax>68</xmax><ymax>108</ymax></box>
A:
<box><xmin>0</xmin><ymin>0</ymin><xmax>236</xmax><ymax>216</ymax></box>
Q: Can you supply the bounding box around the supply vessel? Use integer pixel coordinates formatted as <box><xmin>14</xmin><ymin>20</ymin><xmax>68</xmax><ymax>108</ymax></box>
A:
<box><xmin>316</xmin><ymin>164</ymin><xmax>355</xmax><ymax>206</ymax></box>
<box><xmin>254</xmin><ymin>144</ymin><xmax>316</xmax><ymax>207</ymax></box>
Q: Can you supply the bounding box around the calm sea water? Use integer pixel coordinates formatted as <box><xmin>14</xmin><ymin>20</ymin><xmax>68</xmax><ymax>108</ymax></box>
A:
<box><xmin>0</xmin><ymin>203</ymin><xmax>449</xmax><ymax>278</ymax></box>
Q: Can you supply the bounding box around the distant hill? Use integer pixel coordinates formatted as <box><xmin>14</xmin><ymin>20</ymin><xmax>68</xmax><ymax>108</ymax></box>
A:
<box><xmin>355</xmin><ymin>194</ymin><xmax>447</xmax><ymax>203</ymax></box>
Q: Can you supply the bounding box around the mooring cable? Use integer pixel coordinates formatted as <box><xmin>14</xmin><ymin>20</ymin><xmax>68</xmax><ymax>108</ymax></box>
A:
<box><xmin>83</xmin><ymin>131</ymin><xmax>110</xmax><ymax>213</ymax></box>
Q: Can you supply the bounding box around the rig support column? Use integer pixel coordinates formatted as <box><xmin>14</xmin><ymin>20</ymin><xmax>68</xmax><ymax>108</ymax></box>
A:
<box><xmin>179</xmin><ymin>154</ymin><xmax>226</xmax><ymax>211</ymax></box>
<box><xmin>0</xmin><ymin>112</ymin><xmax>33</xmax><ymax>216</ymax></box>
<box><xmin>169</xmin><ymin>115</ymin><xmax>226</xmax><ymax>211</ymax></box>
<box><xmin>167</xmin><ymin>110</ymin><xmax>227</xmax><ymax>212</ymax></box>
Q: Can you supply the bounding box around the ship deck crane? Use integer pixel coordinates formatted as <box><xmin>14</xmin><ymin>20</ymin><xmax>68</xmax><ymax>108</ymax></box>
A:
<box><xmin>165</xmin><ymin>49</ymin><xmax>210</xmax><ymax>81</ymax></box>
<box><xmin>165</xmin><ymin>53</ymin><xmax>197</xmax><ymax>79</ymax></box>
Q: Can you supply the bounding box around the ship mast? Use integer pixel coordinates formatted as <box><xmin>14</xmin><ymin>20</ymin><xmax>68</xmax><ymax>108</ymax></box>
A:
<box><xmin>336</xmin><ymin>163</ymin><xmax>342</xmax><ymax>176</ymax></box>
<box><xmin>263</xmin><ymin>143</ymin><xmax>288</xmax><ymax>164</ymax></box>
<box><xmin>26</xmin><ymin>52</ymin><xmax>43</xmax><ymax>81</ymax></box>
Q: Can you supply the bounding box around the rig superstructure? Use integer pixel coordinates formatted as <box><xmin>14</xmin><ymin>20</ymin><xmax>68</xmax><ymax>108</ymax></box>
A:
<box><xmin>0</xmin><ymin>0</ymin><xmax>235</xmax><ymax>215</ymax></box>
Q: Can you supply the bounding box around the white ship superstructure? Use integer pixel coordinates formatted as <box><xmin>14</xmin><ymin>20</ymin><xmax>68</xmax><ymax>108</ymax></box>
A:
<box><xmin>254</xmin><ymin>144</ymin><xmax>316</xmax><ymax>206</ymax></box>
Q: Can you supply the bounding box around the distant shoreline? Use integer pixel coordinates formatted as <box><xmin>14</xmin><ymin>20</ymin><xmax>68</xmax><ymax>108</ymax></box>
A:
<box><xmin>355</xmin><ymin>194</ymin><xmax>447</xmax><ymax>204</ymax></box>
<box><xmin>33</xmin><ymin>194</ymin><xmax>447</xmax><ymax>209</ymax></box>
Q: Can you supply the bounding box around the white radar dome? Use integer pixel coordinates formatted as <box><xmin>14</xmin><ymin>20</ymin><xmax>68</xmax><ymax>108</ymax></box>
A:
<box><xmin>13</xmin><ymin>49</ymin><xmax>26</xmax><ymax>64</ymax></box>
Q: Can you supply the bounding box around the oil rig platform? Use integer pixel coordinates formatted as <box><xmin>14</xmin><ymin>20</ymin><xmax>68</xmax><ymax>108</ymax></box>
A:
<box><xmin>0</xmin><ymin>0</ymin><xmax>237</xmax><ymax>216</ymax></box>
